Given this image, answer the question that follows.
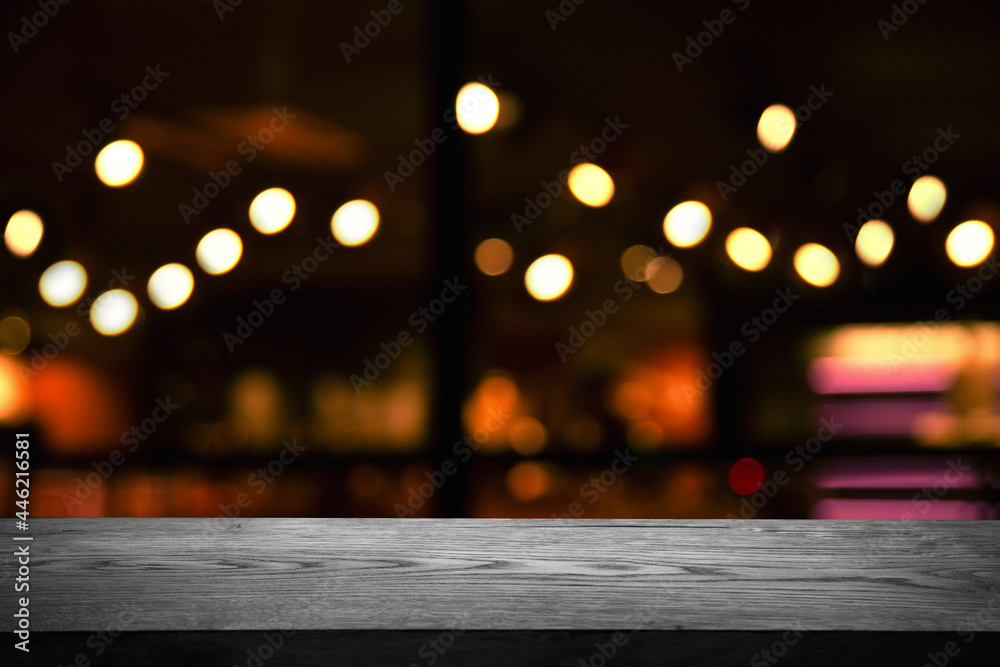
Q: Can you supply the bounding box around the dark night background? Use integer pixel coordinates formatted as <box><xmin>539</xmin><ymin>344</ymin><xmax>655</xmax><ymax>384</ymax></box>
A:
<box><xmin>1</xmin><ymin>0</ymin><xmax>998</xmax><ymax>519</ymax></box>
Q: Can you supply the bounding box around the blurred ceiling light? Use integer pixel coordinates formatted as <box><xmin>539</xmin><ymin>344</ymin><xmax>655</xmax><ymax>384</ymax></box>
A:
<box><xmin>907</xmin><ymin>175</ymin><xmax>946</xmax><ymax>223</ymax></box>
<box><xmin>946</xmin><ymin>220</ymin><xmax>994</xmax><ymax>267</ymax></box>
<box><xmin>757</xmin><ymin>104</ymin><xmax>797</xmax><ymax>153</ymax></box>
<box><xmin>249</xmin><ymin>187</ymin><xmax>295</xmax><ymax>234</ymax></box>
<box><xmin>196</xmin><ymin>228</ymin><xmax>243</xmax><ymax>275</ymax></box>
<box><xmin>94</xmin><ymin>139</ymin><xmax>144</xmax><ymax>187</ymax></box>
<box><xmin>0</xmin><ymin>315</ymin><xmax>31</xmax><ymax>355</ymax></box>
<box><xmin>524</xmin><ymin>254</ymin><xmax>574</xmax><ymax>301</ymax></box>
<box><xmin>568</xmin><ymin>163</ymin><xmax>614</xmax><ymax>207</ymax></box>
<box><xmin>620</xmin><ymin>245</ymin><xmax>656</xmax><ymax>282</ymax></box>
<box><xmin>331</xmin><ymin>199</ymin><xmax>379</xmax><ymax>247</ymax></box>
<box><xmin>474</xmin><ymin>238</ymin><xmax>514</xmax><ymax>276</ymax></box>
<box><xmin>39</xmin><ymin>260</ymin><xmax>88</xmax><ymax>307</ymax></box>
<box><xmin>147</xmin><ymin>263</ymin><xmax>195</xmax><ymax>310</ymax></box>
<box><xmin>794</xmin><ymin>243</ymin><xmax>840</xmax><ymax>287</ymax></box>
<box><xmin>90</xmin><ymin>289</ymin><xmax>139</xmax><ymax>336</ymax></box>
<box><xmin>663</xmin><ymin>201</ymin><xmax>712</xmax><ymax>248</ymax></box>
<box><xmin>854</xmin><ymin>220</ymin><xmax>895</xmax><ymax>267</ymax></box>
<box><xmin>725</xmin><ymin>227</ymin><xmax>772</xmax><ymax>271</ymax></box>
<box><xmin>455</xmin><ymin>82</ymin><xmax>500</xmax><ymax>134</ymax></box>
<box><xmin>646</xmin><ymin>256</ymin><xmax>683</xmax><ymax>294</ymax></box>
<box><xmin>4</xmin><ymin>210</ymin><xmax>44</xmax><ymax>258</ymax></box>
<box><xmin>508</xmin><ymin>416</ymin><xmax>548</xmax><ymax>456</ymax></box>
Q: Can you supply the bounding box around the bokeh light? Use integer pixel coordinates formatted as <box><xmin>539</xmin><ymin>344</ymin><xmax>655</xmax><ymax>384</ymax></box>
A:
<box><xmin>90</xmin><ymin>289</ymin><xmax>139</xmax><ymax>336</ymax></box>
<box><xmin>508</xmin><ymin>416</ymin><xmax>548</xmax><ymax>456</ymax></box>
<box><xmin>729</xmin><ymin>457</ymin><xmax>765</xmax><ymax>495</ymax></box>
<box><xmin>94</xmin><ymin>139</ymin><xmax>144</xmax><ymax>187</ymax></box>
<box><xmin>4</xmin><ymin>210</ymin><xmax>44</xmax><ymax>258</ymax></box>
<box><xmin>505</xmin><ymin>461</ymin><xmax>552</xmax><ymax>502</ymax></box>
<box><xmin>196</xmin><ymin>228</ymin><xmax>243</xmax><ymax>275</ymax></box>
<box><xmin>663</xmin><ymin>201</ymin><xmax>712</xmax><ymax>248</ymax></box>
<box><xmin>0</xmin><ymin>356</ymin><xmax>30</xmax><ymax>422</ymax></box>
<box><xmin>855</xmin><ymin>220</ymin><xmax>895</xmax><ymax>267</ymax></box>
<box><xmin>794</xmin><ymin>243</ymin><xmax>840</xmax><ymax>287</ymax></box>
<box><xmin>620</xmin><ymin>245</ymin><xmax>657</xmax><ymax>282</ymax></box>
<box><xmin>646</xmin><ymin>256</ymin><xmax>683</xmax><ymax>294</ymax></box>
<box><xmin>757</xmin><ymin>104</ymin><xmax>796</xmax><ymax>153</ymax></box>
<box><xmin>907</xmin><ymin>175</ymin><xmax>947</xmax><ymax>223</ymax></box>
<box><xmin>725</xmin><ymin>227</ymin><xmax>772</xmax><ymax>271</ymax></box>
<box><xmin>331</xmin><ymin>199</ymin><xmax>379</xmax><ymax>247</ymax></box>
<box><xmin>39</xmin><ymin>260</ymin><xmax>88</xmax><ymax>307</ymax></box>
<box><xmin>568</xmin><ymin>163</ymin><xmax>614</xmax><ymax>207</ymax></box>
<box><xmin>249</xmin><ymin>187</ymin><xmax>296</xmax><ymax>235</ymax></box>
<box><xmin>147</xmin><ymin>263</ymin><xmax>195</xmax><ymax>310</ymax></box>
<box><xmin>524</xmin><ymin>254</ymin><xmax>574</xmax><ymax>301</ymax></box>
<box><xmin>0</xmin><ymin>315</ymin><xmax>31</xmax><ymax>355</ymax></box>
<box><xmin>455</xmin><ymin>82</ymin><xmax>500</xmax><ymax>134</ymax></box>
<box><xmin>474</xmin><ymin>238</ymin><xmax>514</xmax><ymax>276</ymax></box>
<box><xmin>946</xmin><ymin>220</ymin><xmax>994</xmax><ymax>267</ymax></box>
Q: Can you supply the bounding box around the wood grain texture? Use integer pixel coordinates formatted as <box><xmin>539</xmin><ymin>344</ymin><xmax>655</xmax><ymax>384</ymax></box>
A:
<box><xmin>2</xmin><ymin>519</ymin><xmax>998</xmax><ymax>632</ymax></box>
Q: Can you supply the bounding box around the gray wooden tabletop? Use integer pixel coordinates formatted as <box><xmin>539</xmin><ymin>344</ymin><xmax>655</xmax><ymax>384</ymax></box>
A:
<box><xmin>3</xmin><ymin>519</ymin><xmax>998</xmax><ymax>632</ymax></box>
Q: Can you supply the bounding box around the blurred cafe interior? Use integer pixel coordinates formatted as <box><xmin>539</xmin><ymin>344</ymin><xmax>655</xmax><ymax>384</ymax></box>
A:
<box><xmin>1</xmin><ymin>0</ymin><xmax>998</xmax><ymax>520</ymax></box>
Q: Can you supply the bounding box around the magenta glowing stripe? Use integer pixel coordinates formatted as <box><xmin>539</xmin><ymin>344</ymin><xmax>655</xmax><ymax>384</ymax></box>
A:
<box><xmin>807</xmin><ymin>356</ymin><xmax>956</xmax><ymax>394</ymax></box>
<box><xmin>813</xmin><ymin>458</ymin><xmax>983</xmax><ymax>489</ymax></box>
<box><xmin>812</xmin><ymin>399</ymin><xmax>943</xmax><ymax>437</ymax></box>
<box><xmin>811</xmin><ymin>499</ymin><xmax>994</xmax><ymax>520</ymax></box>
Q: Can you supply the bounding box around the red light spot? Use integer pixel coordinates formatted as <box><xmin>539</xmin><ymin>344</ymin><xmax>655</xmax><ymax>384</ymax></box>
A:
<box><xmin>729</xmin><ymin>458</ymin><xmax>765</xmax><ymax>495</ymax></box>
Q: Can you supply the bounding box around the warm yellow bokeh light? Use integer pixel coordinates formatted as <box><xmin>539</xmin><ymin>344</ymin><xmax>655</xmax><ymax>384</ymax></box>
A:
<box><xmin>196</xmin><ymin>228</ymin><xmax>243</xmax><ymax>275</ymax></box>
<box><xmin>725</xmin><ymin>227</ymin><xmax>772</xmax><ymax>271</ymax></box>
<box><xmin>646</xmin><ymin>256</ymin><xmax>683</xmax><ymax>294</ymax></box>
<box><xmin>331</xmin><ymin>199</ymin><xmax>379</xmax><ymax>247</ymax></box>
<box><xmin>90</xmin><ymin>289</ymin><xmax>139</xmax><ymax>336</ymax></box>
<box><xmin>568</xmin><ymin>163</ymin><xmax>614</xmax><ymax>207</ymax></box>
<box><xmin>95</xmin><ymin>140</ymin><xmax>144</xmax><ymax>187</ymax></box>
<box><xmin>794</xmin><ymin>243</ymin><xmax>840</xmax><ymax>287</ymax></box>
<box><xmin>946</xmin><ymin>220</ymin><xmax>994</xmax><ymax>268</ymax></box>
<box><xmin>4</xmin><ymin>210</ymin><xmax>44</xmax><ymax>258</ymax></box>
<box><xmin>855</xmin><ymin>220</ymin><xmax>895</xmax><ymax>267</ymax></box>
<box><xmin>249</xmin><ymin>187</ymin><xmax>296</xmax><ymax>234</ymax></box>
<box><xmin>456</xmin><ymin>82</ymin><xmax>500</xmax><ymax>134</ymax></box>
<box><xmin>908</xmin><ymin>175</ymin><xmax>946</xmax><ymax>223</ymax></box>
<box><xmin>620</xmin><ymin>245</ymin><xmax>657</xmax><ymax>282</ymax></box>
<box><xmin>39</xmin><ymin>260</ymin><xmax>88</xmax><ymax>307</ymax></box>
<box><xmin>663</xmin><ymin>201</ymin><xmax>712</xmax><ymax>248</ymax></box>
<box><xmin>474</xmin><ymin>238</ymin><xmax>514</xmax><ymax>276</ymax></box>
<box><xmin>757</xmin><ymin>104</ymin><xmax>797</xmax><ymax>153</ymax></box>
<box><xmin>525</xmin><ymin>254</ymin><xmax>574</xmax><ymax>301</ymax></box>
<box><xmin>147</xmin><ymin>263</ymin><xmax>195</xmax><ymax>310</ymax></box>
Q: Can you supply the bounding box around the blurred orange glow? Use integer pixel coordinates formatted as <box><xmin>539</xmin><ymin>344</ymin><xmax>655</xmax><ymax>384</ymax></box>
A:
<box><xmin>0</xmin><ymin>356</ymin><xmax>30</xmax><ymax>422</ymax></box>
<box><xmin>474</xmin><ymin>238</ymin><xmax>514</xmax><ymax>276</ymax></box>
<box><xmin>610</xmin><ymin>348</ymin><xmax>710</xmax><ymax>446</ymax></box>
<box><xmin>32</xmin><ymin>470</ymin><xmax>107</xmax><ymax>517</ymax></box>
<box><xmin>505</xmin><ymin>461</ymin><xmax>552</xmax><ymax>502</ymax></box>
<box><xmin>228</xmin><ymin>369</ymin><xmax>286</xmax><ymax>450</ymax></box>
<box><xmin>508</xmin><ymin>416</ymin><xmax>548</xmax><ymax>455</ymax></box>
<box><xmin>462</xmin><ymin>372</ymin><xmax>520</xmax><ymax>451</ymax></box>
<box><xmin>30</xmin><ymin>359</ymin><xmax>126</xmax><ymax>452</ymax></box>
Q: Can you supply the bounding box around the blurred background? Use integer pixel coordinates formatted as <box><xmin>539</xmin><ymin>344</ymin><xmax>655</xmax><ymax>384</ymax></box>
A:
<box><xmin>1</xmin><ymin>0</ymin><xmax>999</xmax><ymax>520</ymax></box>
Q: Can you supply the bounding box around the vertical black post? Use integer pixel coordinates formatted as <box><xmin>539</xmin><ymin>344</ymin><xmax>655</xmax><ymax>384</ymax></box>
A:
<box><xmin>428</xmin><ymin>0</ymin><xmax>469</xmax><ymax>517</ymax></box>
